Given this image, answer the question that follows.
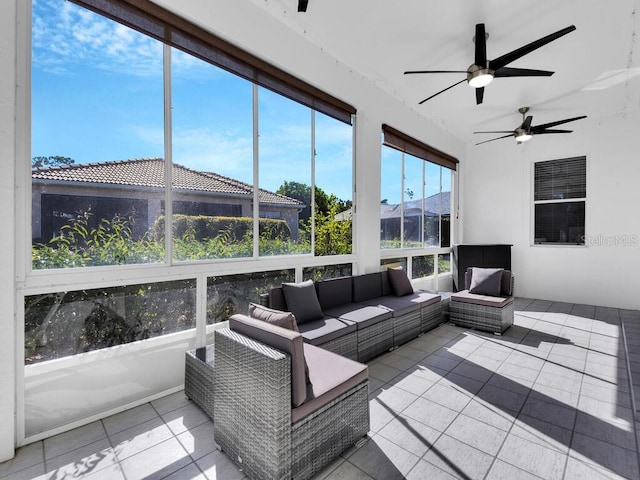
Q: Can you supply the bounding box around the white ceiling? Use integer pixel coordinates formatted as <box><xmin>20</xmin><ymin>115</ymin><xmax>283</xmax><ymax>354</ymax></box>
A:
<box><xmin>251</xmin><ymin>0</ymin><xmax>640</xmax><ymax>144</ymax></box>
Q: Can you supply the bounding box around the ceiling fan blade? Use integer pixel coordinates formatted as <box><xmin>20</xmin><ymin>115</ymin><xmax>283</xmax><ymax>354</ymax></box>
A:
<box><xmin>476</xmin><ymin>87</ymin><xmax>485</xmax><ymax>105</ymax></box>
<box><xmin>404</xmin><ymin>70</ymin><xmax>468</xmax><ymax>74</ymax></box>
<box><xmin>489</xmin><ymin>25</ymin><xmax>576</xmax><ymax>71</ymax></box>
<box><xmin>531</xmin><ymin>115</ymin><xmax>587</xmax><ymax>131</ymax></box>
<box><xmin>473</xmin><ymin>130</ymin><xmax>515</xmax><ymax>134</ymax></box>
<box><xmin>418</xmin><ymin>78</ymin><xmax>467</xmax><ymax>104</ymax></box>
<box><xmin>476</xmin><ymin>134</ymin><xmax>514</xmax><ymax>145</ymax></box>
<box><xmin>475</xmin><ymin>23</ymin><xmax>487</xmax><ymax>67</ymax></box>
<box><xmin>522</xmin><ymin>115</ymin><xmax>533</xmax><ymax>131</ymax></box>
<box><xmin>534</xmin><ymin>129</ymin><xmax>574</xmax><ymax>134</ymax></box>
<box><xmin>494</xmin><ymin>67</ymin><xmax>554</xmax><ymax>77</ymax></box>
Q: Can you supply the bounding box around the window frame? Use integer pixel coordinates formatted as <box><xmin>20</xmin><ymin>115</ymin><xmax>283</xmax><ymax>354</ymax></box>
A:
<box><xmin>531</xmin><ymin>155</ymin><xmax>587</xmax><ymax>247</ymax></box>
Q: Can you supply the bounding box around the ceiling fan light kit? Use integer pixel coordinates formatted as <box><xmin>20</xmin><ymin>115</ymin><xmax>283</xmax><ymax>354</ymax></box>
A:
<box><xmin>467</xmin><ymin>67</ymin><xmax>495</xmax><ymax>88</ymax></box>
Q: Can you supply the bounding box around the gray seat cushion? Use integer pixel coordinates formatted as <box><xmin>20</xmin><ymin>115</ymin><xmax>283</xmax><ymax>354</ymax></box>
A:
<box><xmin>451</xmin><ymin>290</ymin><xmax>514</xmax><ymax>308</ymax></box>
<box><xmin>292</xmin><ymin>343</ymin><xmax>368</xmax><ymax>423</ymax></box>
<box><xmin>360</xmin><ymin>295</ymin><xmax>422</xmax><ymax>317</ymax></box>
<box><xmin>323</xmin><ymin>303</ymin><xmax>391</xmax><ymax>329</ymax></box>
<box><xmin>469</xmin><ymin>267</ymin><xmax>503</xmax><ymax>296</ymax></box>
<box><xmin>297</xmin><ymin>315</ymin><xmax>356</xmax><ymax>345</ymax></box>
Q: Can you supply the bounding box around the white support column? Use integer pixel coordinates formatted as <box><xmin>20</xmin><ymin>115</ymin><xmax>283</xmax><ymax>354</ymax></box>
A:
<box><xmin>0</xmin><ymin>0</ymin><xmax>18</xmax><ymax>462</ymax></box>
<box><xmin>353</xmin><ymin>111</ymin><xmax>383</xmax><ymax>274</ymax></box>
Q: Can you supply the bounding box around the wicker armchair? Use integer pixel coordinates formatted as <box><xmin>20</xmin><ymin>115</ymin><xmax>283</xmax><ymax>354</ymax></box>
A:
<box><xmin>214</xmin><ymin>315</ymin><xmax>370</xmax><ymax>480</ymax></box>
<box><xmin>449</xmin><ymin>267</ymin><xmax>515</xmax><ymax>334</ymax></box>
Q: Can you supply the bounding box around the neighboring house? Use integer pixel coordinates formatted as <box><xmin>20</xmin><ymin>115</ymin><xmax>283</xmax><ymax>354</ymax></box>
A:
<box><xmin>32</xmin><ymin>158</ymin><xmax>304</xmax><ymax>242</ymax></box>
<box><xmin>334</xmin><ymin>191</ymin><xmax>450</xmax><ymax>245</ymax></box>
<box><xmin>380</xmin><ymin>191</ymin><xmax>451</xmax><ymax>245</ymax></box>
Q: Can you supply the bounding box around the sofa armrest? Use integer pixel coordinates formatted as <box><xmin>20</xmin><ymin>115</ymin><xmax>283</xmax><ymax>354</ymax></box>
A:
<box><xmin>213</xmin><ymin>328</ymin><xmax>293</xmax><ymax>479</ymax></box>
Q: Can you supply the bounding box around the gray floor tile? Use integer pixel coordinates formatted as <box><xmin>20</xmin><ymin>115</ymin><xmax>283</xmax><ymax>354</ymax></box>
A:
<box><xmin>176</xmin><ymin>420</ymin><xmax>217</xmax><ymax>461</ymax></box>
<box><xmin>368</xmin><ymin>362</ymin><xmax>403</xmax><ymax>383</ymax></box>
<box><xmin>118</xmin><ymin>437</ymin><xmax>191</xmax><ymax>480</ymax></box>
<box><xmin>377</xmin><ymin>414</ymin><xmax>441</xmax><ymax>457</ymax></box>
<box><xmin>110</xmin><ymin>416</ymin><xmax>174</xmax><ymax>461</ymax></box>
<box><xmin>161</xmin><ymin>401</ymin><xmax>211</xmax><ymax>436</ymax></box>
<box><xmin>370</xmin><ymin>384</ymin><xmax>418</xmax><ymax>414</ymax></box>
<box><xmin>389</xmin><ymin>370</ymin><xmax>435</xmax><ymax>396</ymax></box>
<box><xmin>405</xmin><ymin>458</ymin><xmax>459</xmax><ymax>480</ymax></box>
<box><xmin>570</xmin><ymin>432</ymin><xmax>640</xmax><ymax>480</ymax></box>
<box><xmin>477</xmin><ymin>383</ymin><xmax>528</xmax><ymax>412</ymax></box>
<box><xmin>102</xmin><ymin>403</ymin><xmax>159</xmax><ymax>437</ymax></box>
<box><xmin>511</xmin><ymin>414</ymin><xmax>572</xmax><ymax>453</ymax></box>
<box><xmin>43</xmin><ymin>421</ymin><xmax>107</xmax><ymax>460</ymax></box>
<box><xmin>439</xmin><ymin>371</ymin><xmax>486</xmax><ymax>396</ymax></box>
<box><xmin>563</xmin><ymin>456</ymin><xmax>629</xmax><ymax>480</ymax></box>
<box><xmin>151</xmin><ymin>390</ymin><xmax>191</xmax><ymax>415</ymax></box>
<box><xmin>0</xmin><ymin>462</ymin><xmax>46</xmax><ymax>480</ymax></box>
<box><xmin>421</xmin><ymin>382</ymin><xmax>474</xmax><ymax>412</ymax></box>
<box><xmin>0</xmin><ymin>442</ymin><xmax>43</xmax><ymax>478</ymax></box>
<box><xmin>497</xmin><ymin>433</ymin><xmax>568</xmax><ymax>480</ymax></box>
<box><xmin>485</xmin><ymin>459</ymin><xmax>544</xmax><ymax>480</ymax></box>
<box><xmin>45</xmin><ymin>438</ymin><xmax>116</xmax><ymax>479</ymax></box>
<box><xmin>402</xmin><ymin>397</ymin><xmax>459</xmax><ymax>432</ymax></box>
<box><xmin>347</xmin><ymin>434</ymin><xmax>420</xmax><ymax>480</ymax></box>
<box><xmin>194</xmin><ymin>448</ymin><xmax>246</xmax><ymax>480</ymax></box>
<box><xmin>461</xmin><ymin>398</ymin><xmax>517</xmax><ymax>432</ymax></box>
<box><xmin>422</xmin><ymin>433</ymin><xmax>495</xmax><ymax>480</ymax></box>
<box><xmin>520</xmin><ymin>395</ymin><xmax>576</xmax><ymax>430</ymax></box>
<box><xmin>162</xmin><ymin>462</ymin><xmax>207</xmax><ymax>480</ymax></box>
<box><xmin>443</xmin><ymin>414</ymin><xmax>508</xmax><ymax>456</ymax></box>
<box><xmin>320</xmin><ymin>459</ymin><xmax>373</xmax><ymax>480</ymax></box>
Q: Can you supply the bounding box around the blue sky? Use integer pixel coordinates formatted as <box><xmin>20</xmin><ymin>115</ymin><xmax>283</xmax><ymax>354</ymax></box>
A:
<box><xmin>31</xmin><ymin>0</ymin><xmax>446</xmax><ymax>204</ymax></box>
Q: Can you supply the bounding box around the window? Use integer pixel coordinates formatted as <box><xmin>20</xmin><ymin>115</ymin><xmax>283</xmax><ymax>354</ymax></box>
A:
<box><xmin>32</xmin><ymin>0</ymin><xmax>355</xmax><ymax>268</ymax></box>
<box><xmin>534</xmin><ymin>156</ymin><xmax>586</xmax><ymax>245</ymax></box>
<box><xmin>380</xmin><ymin>125</ymin><xmax>457</xmax><ymax>250</ymax></box>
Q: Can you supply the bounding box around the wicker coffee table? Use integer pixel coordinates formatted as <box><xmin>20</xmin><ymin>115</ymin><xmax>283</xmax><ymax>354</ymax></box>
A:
<box><xmin>185</xmin><ymin>345</ymin><xmax>215</xmax><ymax>419</ymax></box>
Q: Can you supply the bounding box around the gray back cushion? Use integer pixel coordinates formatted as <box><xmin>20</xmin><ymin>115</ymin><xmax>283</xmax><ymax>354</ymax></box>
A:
<box><xmin>353</xmin><ymin>272</ymin><xmax>382</xmax><ymax>302</ymax></box>
<box><xmin>315</xmin><ymin>277</ymin><xmax>353</xmax><ymax>310</ymax></box>
<box><xmin>387</xmin><ymin>267</ymin><xmax>414</xmax><ymax>296</ymax></box>
<box><xmin>469</xmin><ymin>267</ymin><xmax>504</xmax><ymax>296</ymax></box>
<box><xmin>282</xmin><ymin>280</ymin><xmax>324</xmax><ymax>324</ymax></box>
<box><xmin>380</xmin><ymin>270</ymin><xmax>392</xmax><ymax>296</ymax></box>
<box><xmin>229</xmin><ymin>314</ymin><xmax>308</xmax><ymax>407</ymax></box>
<box><xmin>501</xmin><ymin>270</ymin><xmax>513</xmax><ymax>296</ymax></box>
<box><xmin>248</xmin><ymin>303</ymin><xmax>299</xmax><ymax>332</ymax></box>
<box><xmin>269</xmin><ymin>286</ymin><xmax>287</xmax><ymax>311</ymax></box>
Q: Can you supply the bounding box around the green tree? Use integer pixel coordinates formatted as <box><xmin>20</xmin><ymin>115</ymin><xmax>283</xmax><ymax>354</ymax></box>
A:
<box><xmin>32</xmin><ymin>155</ymin><xmax>75</xmax><ymax>168</ymax></box>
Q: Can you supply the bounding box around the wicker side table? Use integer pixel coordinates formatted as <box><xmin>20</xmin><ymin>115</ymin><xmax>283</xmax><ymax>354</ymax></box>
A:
<box><xmin>185</xmin><ymin>345</ymin><xmax>215</xmax><ymax>420</ymax></box>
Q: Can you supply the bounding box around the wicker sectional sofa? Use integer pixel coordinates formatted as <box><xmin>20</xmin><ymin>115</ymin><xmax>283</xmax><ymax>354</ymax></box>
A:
<box><xmin>267</xmin><ymin>270</ymin><xmax>443</xmax><ymax>363</ymax></box>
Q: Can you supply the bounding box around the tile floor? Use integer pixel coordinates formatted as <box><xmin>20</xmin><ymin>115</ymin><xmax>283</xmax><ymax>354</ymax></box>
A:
<box><xmin>2</xmin><ymin>297</ymin><xmax>640</xmax><ymax>480</ymax></box>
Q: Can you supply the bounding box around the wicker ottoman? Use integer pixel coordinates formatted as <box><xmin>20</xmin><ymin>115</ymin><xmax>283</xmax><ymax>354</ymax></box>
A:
<box><xmin>185</xmin><ymin>345</ymin><xmax>215</xmax><ymax>419</ymax></box>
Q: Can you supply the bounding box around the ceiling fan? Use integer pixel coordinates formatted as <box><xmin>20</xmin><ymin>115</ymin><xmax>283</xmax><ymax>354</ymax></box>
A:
<box><xmin>405</xmin><ymin>23</ymin><xmax>576</xmax><ymax>105</ymax></box>
<box><xmin>474</xmin><ymin>107</ymin><xmax>587</xmax><ymax>145</ymax></box>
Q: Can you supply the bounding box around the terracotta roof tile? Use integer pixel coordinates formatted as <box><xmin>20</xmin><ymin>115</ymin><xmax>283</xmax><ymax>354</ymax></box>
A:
<box><xmin>32</xmin><ymin>158</ymin><xmax>304</xmax><ymax>207</ymax></box>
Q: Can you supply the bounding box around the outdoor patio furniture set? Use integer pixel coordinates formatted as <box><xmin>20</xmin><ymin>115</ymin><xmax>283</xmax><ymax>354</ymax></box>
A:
<box><xmin>185</xmin><ymin>266</ymin><xmax>514</xmax><ymax>479</ymax></box>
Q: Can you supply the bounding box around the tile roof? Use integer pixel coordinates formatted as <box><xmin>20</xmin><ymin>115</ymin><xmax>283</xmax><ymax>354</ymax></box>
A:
<box><xmin>32</xmin><ymin>158</ymin><xmax>304</xmax><ymax>207</ymax></box>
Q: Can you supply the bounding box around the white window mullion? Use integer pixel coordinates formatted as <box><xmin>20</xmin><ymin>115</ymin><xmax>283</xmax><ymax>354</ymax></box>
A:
<box><xmin>253</xmin><ymin>84</ymin><xmax>260</xmax><ymax>258</ymax></box>
<box><xmin>311</xmin><ymin>109</ymin><xmax>316</xmax><ymax>257</ymax></box>
<box><xmin>163</xmin><ymin>45</ymin><xmax>173</xmax><ymax>265</ymax></box>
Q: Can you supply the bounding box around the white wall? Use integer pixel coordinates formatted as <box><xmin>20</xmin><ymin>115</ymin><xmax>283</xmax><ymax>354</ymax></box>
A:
<box><xmin>0</xmin><ymin>0</ymin><xmax>17</xmax><ymax>463</ymax></box>
<box><xmin>462</xmin><ymin>110</ymin><xmax>640</xmax><ymax>309</ymax></box>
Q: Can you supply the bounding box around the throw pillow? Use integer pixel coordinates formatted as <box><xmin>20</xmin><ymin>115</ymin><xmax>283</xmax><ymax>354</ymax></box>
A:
<box><xmin>248</xmin><ymin>303</ymin><xmax>299</xmax><ymax>332</ymax></box>
<box><xmin>282</xmin><ymin>280</ymin><xmax>324</xmax><ymax>324</ymax></box>
<box><xmin>469</xmin><ymin>267</ymin><xmax>504</xmax><ymax>296</ymax></box>
<box><xmin>387</xmin><ymin>266</ymin><xmax>414</xmax><ymax>296</ymax></box>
